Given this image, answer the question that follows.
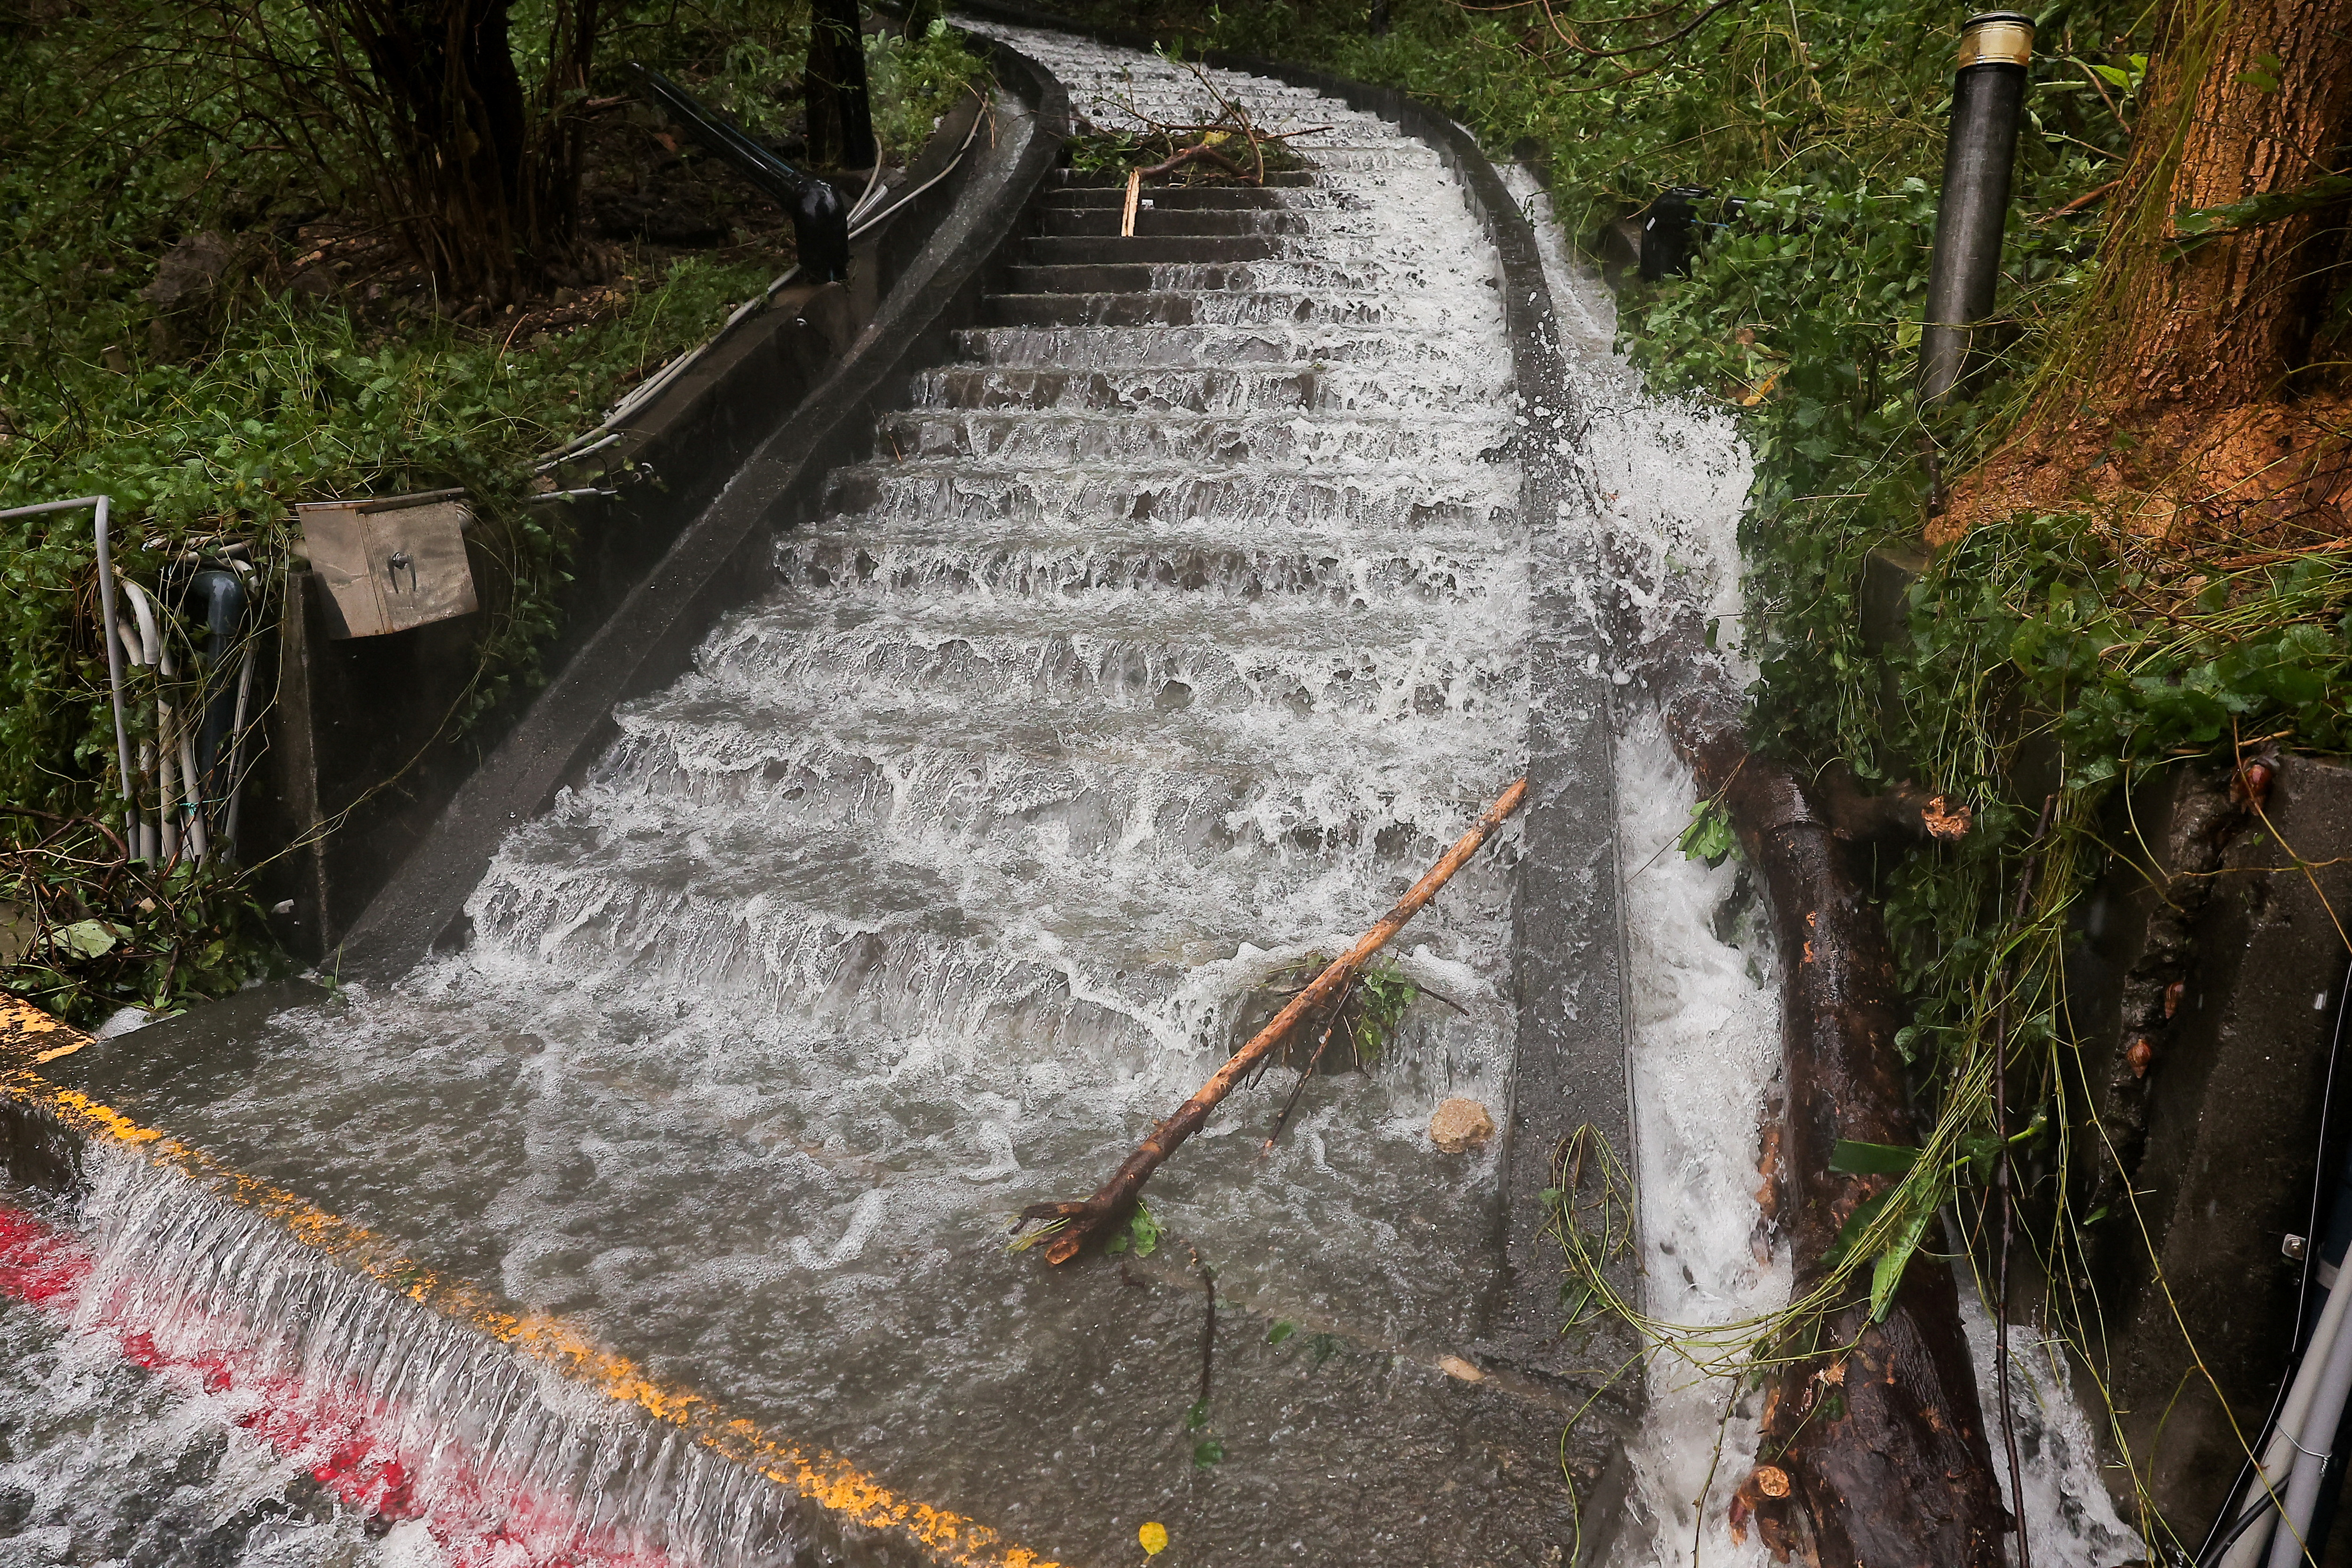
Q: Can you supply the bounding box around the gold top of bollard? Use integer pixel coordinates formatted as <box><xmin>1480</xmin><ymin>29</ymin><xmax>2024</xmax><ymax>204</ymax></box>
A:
<box><xmin>1956</xmin><ymin>11</ymin><xmax>2034</xmax><ymax>68</ymax></box>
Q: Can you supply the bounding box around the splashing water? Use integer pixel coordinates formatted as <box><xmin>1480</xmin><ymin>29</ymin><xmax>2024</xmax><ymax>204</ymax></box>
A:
<box><xmin>1502</xmin><ymin>168</ymin><xmax>2141</xmax><ymax>1567</ymax></box>
<box><xmin>5</xmin><ymin>32</ymin><xmax>1573</xmax><ymax>1568</ymax></box>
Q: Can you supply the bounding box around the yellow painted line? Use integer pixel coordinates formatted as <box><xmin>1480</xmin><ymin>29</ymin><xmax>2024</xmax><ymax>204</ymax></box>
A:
<box><xmin>0</xmin><ymin>994</ymin><xmax>1058</xmax><ymax>1568</ymax></box>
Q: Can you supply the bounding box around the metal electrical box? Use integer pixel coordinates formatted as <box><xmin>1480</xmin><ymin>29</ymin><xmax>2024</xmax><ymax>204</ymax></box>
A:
<box><xmin>294</xmin><ymin>490</ymin><xmax>479</xmax><ymax>639</ymax></box>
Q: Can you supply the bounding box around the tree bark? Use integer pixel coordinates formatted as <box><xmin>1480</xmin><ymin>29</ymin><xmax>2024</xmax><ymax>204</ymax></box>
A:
<box><xmin>1939</xmin><ymin>0</ymin><xmax>2352</xmax><ymax>544</ymax></box>
<box><xmin>2101</xmin><ymin>0</ymin><xmax>2352</xmax><ymax>411</ymax></box>
<box><xmin>298</xmin><ymin>0</ymin><xmax>599</xmax><ymax>301</ymax></box>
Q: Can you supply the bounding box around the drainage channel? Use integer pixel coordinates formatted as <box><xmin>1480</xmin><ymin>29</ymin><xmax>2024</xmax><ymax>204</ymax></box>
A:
<box><xmin>3</xmin><ymin>24</ymin><xmax>1598</xmax><ymax>1568</ymax></box>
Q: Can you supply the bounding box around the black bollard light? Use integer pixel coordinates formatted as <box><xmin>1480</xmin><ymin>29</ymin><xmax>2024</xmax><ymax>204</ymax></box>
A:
<box><xmin>1919</xmin><ymin>12</ymin><xmax>2033</xmax><ymax>405</ymax></box>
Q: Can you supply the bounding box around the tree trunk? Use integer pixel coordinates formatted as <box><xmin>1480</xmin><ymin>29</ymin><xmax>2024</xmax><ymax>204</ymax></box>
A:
<box><xmin>2100</xmin><ymin>0</ymin><xmax>2352</xmax><ymax>412</ymax></box>
<box><xmin>309</xmin><ymin>0</ymin><xmax>599</xmax><ymax>302</ymax></box>
<box><xmin>1939</xmin><ymin>0</ymin><xmax>2352</xmax><ymax>544</ymax></box>
<box><xmin>806</xmin><ymin>0</ymin><xmax>876</xmax><ymax>171</ymax></box>
<box><xmin>1638</xmin><ymin>621</ymin><xmax>2009</xmax><ymax>1566</ymax></box>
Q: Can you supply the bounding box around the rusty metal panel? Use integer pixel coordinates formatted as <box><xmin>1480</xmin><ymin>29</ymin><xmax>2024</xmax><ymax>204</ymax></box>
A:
<box><xmin>295</xmin><ymin>491</ymin><xmax>478</xmax><ymax>639</ymax></box>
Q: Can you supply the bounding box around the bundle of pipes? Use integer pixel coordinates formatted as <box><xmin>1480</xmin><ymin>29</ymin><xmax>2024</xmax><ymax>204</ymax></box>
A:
<box><xmin>2204</xmin><ymin>965</ymin><xmax>2352</xmax><ymax>1568</ymax></box>
<box><xmin>0</xmin><ymin>495</ymin><xmax>259</xmax><ymax>868</ymax></box>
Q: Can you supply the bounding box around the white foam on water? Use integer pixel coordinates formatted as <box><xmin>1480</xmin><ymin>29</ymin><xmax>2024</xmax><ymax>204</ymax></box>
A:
<box><xmin>1609</xmin><ymin>711</ymin><xmax>1786</xmax><ymax>1568</ymax></box>
<box><xmin>1501</xmin><ymin>166</ymin><xmax>2146</xmax><ymax>1568</ymax></box>
<box><xmin>1957</xmin><ymin>1279</ymin><xmax>2143</xmax><ymax>1567</ymax></box>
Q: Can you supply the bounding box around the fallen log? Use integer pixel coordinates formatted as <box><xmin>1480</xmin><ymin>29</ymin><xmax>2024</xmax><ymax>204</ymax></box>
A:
<box><xmin>1647</xmin><ymin>647</ymin><xmax>2007</xmax><ymax>1566</ymax></box>
<box><xmin>1019</xmin><ymin>776</ymin><xmax>1527</xmax><ymax>1266</ymax></box>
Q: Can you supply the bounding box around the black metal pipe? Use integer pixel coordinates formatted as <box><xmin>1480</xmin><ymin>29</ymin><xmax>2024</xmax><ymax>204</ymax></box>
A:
<box><xmin>183</xmin><ymin>567</ymin><xmax>246</xmax><ymax>806</ymax></box>
<box><xmin>627</xmin><ymin>63</ymin><xmax>852</xmax><ymax>282</ymax></box>
<box><xmin>1920</xmin><ymin>12</ymin><xmax>2033</xmax><ymax>405</ymax></box>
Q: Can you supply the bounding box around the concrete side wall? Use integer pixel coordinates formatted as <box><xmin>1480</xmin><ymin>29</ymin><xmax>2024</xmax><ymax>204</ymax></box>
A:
<box><xmin>248</xmin><ymin>287</ymin><xmax>859</xmax><ymax>960</ymax></box>
<box><xmin>330</xmin><ymin>41</ymin><xmax>1069</xmax><ymax>982</ymax></box>
<box><xmin>2069</xmin><ymin>756</ymin><xmax>2352</xmax><ymax>1527</ymax></box>
<box><xmin>250</xmin><ymin>86</ymin><xmax>996</xmax><ymax>965</ymax></box>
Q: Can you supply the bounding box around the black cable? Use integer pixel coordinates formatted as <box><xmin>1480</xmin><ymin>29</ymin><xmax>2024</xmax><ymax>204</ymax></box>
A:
<box><xmin>2200</xmin><ymin>1489</ymin><xmax>2289</xmax><ymax>1568</ymax></box>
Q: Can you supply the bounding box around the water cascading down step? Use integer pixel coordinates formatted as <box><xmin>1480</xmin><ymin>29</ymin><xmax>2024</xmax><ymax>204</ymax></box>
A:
<box><xmin>3</xmin><ymin>24</ymin><xmax>1606</xmax><ymax>1567</ymax></box>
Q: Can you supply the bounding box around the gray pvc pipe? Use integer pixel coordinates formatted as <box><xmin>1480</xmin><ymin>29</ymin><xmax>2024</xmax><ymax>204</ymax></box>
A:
<box><xmin>2221</xmin><ymin>1269</ymin><xmax>2352</xmax><ymax>1567</ymax></box>
<box><xmin>2222</xmin><ymin>1264</ymin><xmax>2352</xmax><ymax>1567</ymax></box>
<box><xmin>2268</xmin><ymin>1295</ymin><xmax>2352</xmax><ymax>1568</ymax></box>
<box><xmin>0</xmin><ymin>496</ymin><xmax>135</xmax><ymax>844</ymax></box>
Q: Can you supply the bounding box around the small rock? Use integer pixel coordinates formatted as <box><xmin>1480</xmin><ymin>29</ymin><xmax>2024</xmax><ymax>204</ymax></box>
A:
<box><xmin>139</xmin><ymin>231</ymin><xmax>234</xmax><ymax>312</ymax></box>
<box><xmin>1429</xmin><ymin>1097</ymin><xmax>1494</xmax><ymax>1153</ymax></box>
<box><xmin>1437</xmin><ymin>1354</ymin><xmax>1485</xmax><ymax>1382</ymax></box>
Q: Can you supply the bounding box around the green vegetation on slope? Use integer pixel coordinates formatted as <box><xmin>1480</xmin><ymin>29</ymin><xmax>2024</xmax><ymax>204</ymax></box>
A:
<box><xmin>0</xmin><ymin>1</ymin><xmax>979</xmax><ymax>1023</ymax></box>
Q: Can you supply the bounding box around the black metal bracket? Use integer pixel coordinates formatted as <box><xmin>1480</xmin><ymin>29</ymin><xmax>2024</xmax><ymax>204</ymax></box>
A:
<box><xmin>627</xmin><ymin>63</ymin><xmax>852</xmax><ymax>282</ymax></box>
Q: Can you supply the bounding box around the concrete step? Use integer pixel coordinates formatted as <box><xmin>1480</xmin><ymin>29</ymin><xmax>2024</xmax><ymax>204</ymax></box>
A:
<box><xmin>1032</xmin><ymin>207</ymin><xmax>1311</xmax><ymax>238</ymax></box>
<box><xmin>1037</xmin><ymin>184</ymin><xmax>1302</xmax><ymax>210</ymax></box>
<box><xmin>1001</xmin><ymin>262</ymin><xmax>1250</xmax><ymax>294</ymax></box>
<box><xmin>1050</xmin><ymin>167</ymin><xmax>1316</xmax><ymax>189</ymax></box>
<box><xmin>1015</xmin><ymin>233</ymin><xmax>1280</xmax><ymax>265</ymax></box>
<box><xmin>982</xmin><ymin>293</ymin><xmax>1337</xmax><ymax>327</ymax></box>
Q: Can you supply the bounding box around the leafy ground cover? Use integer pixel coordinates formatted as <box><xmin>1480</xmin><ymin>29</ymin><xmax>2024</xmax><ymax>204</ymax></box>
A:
<box><xmin>0</xmin><ymin>0</ymin><xmax>979</xmax><ymax>1023</ymax></box>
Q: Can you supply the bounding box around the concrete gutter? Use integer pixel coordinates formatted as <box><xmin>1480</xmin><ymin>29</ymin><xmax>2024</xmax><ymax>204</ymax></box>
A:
<box><xmin>331</xmin><ymin>38</ymin><xmax>1071</xmax><ymax>983</ymax></box>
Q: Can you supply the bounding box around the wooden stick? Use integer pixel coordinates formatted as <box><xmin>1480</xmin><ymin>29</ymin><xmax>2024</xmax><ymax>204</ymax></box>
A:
<box><xmin>1121</xmin><ymin>168</ymin><xmax>1142</xmax><ymax>237</ymax></box>
<box><xmin>1261</xmin><ymin>1001</ymin><xmax>1347</xmax><ymax>1153</ymax></box>
<box><xmin>1022</xmin><ymin>776</ymin><xmax>1527</xmax><ymax>1265</ymax></box>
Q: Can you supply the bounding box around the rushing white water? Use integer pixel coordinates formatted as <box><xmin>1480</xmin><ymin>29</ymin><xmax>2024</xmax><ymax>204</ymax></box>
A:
<box><xmin>3</xmin><ymin>32</ymin><xmax>1577</xmax><ymax>1568</ymax></box>
<box><xmin>1502</xmin><ymin>169</ymin><xmax>2140</xmax><ymax>1568</ymax></box>
<box><xmin>0</xmin><ymin>1298</ymin><xmax>398</xmax><ymax>1568</ymax></box>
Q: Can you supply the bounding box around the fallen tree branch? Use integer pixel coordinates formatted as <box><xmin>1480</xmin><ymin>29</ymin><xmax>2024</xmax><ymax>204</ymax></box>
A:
<box><xmin>1136</xmin><ymin>141</ymin><xmax>1248</xmax><ymax>181</ymax></box>
<box><xmin>1633</xmin><ymin>607</ymin><xmax>2006</xmax><ymax>1565</ymax></box>
<box><xmin>1019</xmin><ymin>776</ymin><xmax>1527</xmax><ymax>1265</ymax></box>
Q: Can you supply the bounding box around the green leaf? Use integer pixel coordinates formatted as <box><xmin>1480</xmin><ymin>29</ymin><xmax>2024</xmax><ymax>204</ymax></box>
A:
<box><xmin>1868</xmin><ymin>1204</ymin><xmax>1936</xmax><ymax>1322</ymax></box>
<box><xmin>48</xmin><ymin>919</ymin><xmax>119</xmax><ymax>959</ymax></box>
<box><xmin>1185</xmin><ymin>1398</ymin><xmax>1209</xmax><ymax>1431</ymax></box>
<box><xmin>1267</xmin><ymin>1321</ymin><xmax>1297</xmax><ymax>1346</ymax></box>
<box><xmin>1677</xmin><ymin>799</ymin><xmax>1738</xmax><ymax>868</ymax></box>
<box><xmin>1828</xmin><ymin>1139</ymin><xmax>1919</xmax><ymax>1175</ymax></box>
<box><xmin>1128</xmin><ymin>1203</ymin><xmax>1161</xmax><ymax>1258</ymax></box>
<box><xmin>1192</xmin><ymin>1436</ymin><xmax>1225</xmax><ymax>1467</ymax></box>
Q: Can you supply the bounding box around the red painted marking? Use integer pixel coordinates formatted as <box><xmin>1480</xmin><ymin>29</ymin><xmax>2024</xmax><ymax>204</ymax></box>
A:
<box><xmin>0</xmin><ymin>1199</ymin><xmax>677</xmax><ymax>1567</ymax></box>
